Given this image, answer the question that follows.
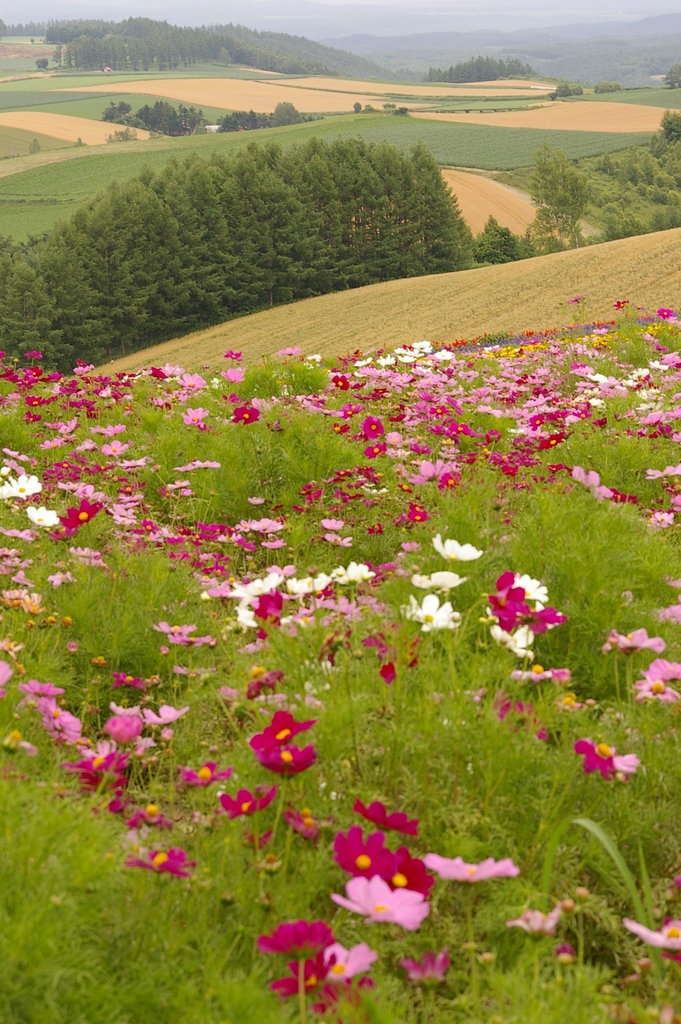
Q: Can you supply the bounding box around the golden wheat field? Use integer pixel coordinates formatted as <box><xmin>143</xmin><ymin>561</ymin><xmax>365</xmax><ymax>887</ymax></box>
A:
<box><xmin>267</xmin><ymin>76</ymin><xmax>556</xmax><ymax>98</ymax></box>
<box><xmin>0</xmin><ymin>111</ymin><xmax>151</xmax><ymax>144</ymax></box>
<box><xmin>67</xmin><ymin>78</ymin><xmax>393</xmax><ymax>113</ymax></box>
<box><xmin>441</xmin><ymin>168</ymin><xmax>535</xmax><ymax>234</ymax></box>
<box><xmin>415</xmin><ymin>101</ymin><xmax>664</xmax><ymax>133</ymax></box>
<box><xmin>105</xmin><ymin>228</ymin><xmax>681</xmax><ymax>372</ymax></box>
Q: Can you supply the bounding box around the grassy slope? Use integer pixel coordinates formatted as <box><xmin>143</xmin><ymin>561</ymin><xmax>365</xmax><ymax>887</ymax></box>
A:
<box><xmin>0</xmin><ymin>113</ymin><xmax>651</xmax><ymax>241</ymax></box>
<box><xmin>104</xmin><ymin>226</ymin><xmax>681</xmax><ymax>372</ymax></box>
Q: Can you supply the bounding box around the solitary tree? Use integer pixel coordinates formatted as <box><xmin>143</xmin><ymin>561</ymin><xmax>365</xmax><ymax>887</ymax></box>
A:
<box><xmin>661</xmin><ymin>109</ymin><xmax>681</xmax><ymax>143</ymax></box>
<box><xmin>665</xmin><ymin>63</ymin><xmax>681</xmax><ymax>88</ymax></box>
<box><xmin>353</xmin><ymin>101</ymin><xmax>361</xmax><ymax>113</ymax></box>
<box><xmin>530</xmin><ymin>144</ymin><xmax>588</xmax><ymax>249</ymax></box>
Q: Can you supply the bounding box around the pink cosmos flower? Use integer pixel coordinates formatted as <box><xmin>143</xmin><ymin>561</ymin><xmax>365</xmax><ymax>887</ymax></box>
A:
<box><xmin>221</xmin><ymin>368</ymin><xmax>245</xmax><ymax>383</ymax></box>
<box><xmin>258</xmin><ymin>919</ymin><xmax>334</xmax><ymax>958</ymax></box>
<box><xmin>423</xmin><ymin>854</ymin><xmax>519</xmax><ymax>882</ymax></box>
<box><xmin>321</xmin><ymin>518</ymin><xmax>344</xmax><ymax>531</ymax></box>
<box><xmin>331</xmin><ymin>875</ymin><xmax>430</xmax><ymax>930</ymax></box>
<box><xmin>269</xmin><ymin>952</ymin><xmax>329</xmax><ymax>999</ymax></box>
<box><xmin>400</xmin><ymin>948</ymin><xmax>450</xmax><ymax>984</ymax></box>
<box><xmin>17</xmin><ymin>679</ymin><xmax>64</xmax><ymax>701</ymax></box>
<box><xmin>181</xmin><ymin>407</ymin><xmax>209</xmax><ymax>427</ymax></box>
<box><xmin>324</xmin><ymin>942</ymin><xmax>377</xmax><ymax>980</ymax></box>
<box><xmin>179</xmin><ymin>762</ymin><xmax>233</xmax><ymax>786</ymax></box>
<box><xmin>511</xmin><ymin>666</ymin><xmax>571</xmax><ymax>684</ymax></box>
<box><xmin>153</xmin><ymin>622</ymin><xmax>196</xmax><ymax>638</ymax></box>
<box><xmin>277</xmin><ymin>346</ymin><xmax>302</xmax><ymax>356</ymax></box>
<box><xmin>574</xmin><ymin>738</ymin><xmax>640</xmax><ymax>779</ymax></box>
<box><xmin>353</xmin><ymin>799</ymin><xmax>419</xmax><ymax>836</ymax></box>
<box><xmin>142</xmin><ymin>704</ymin><xmax>189</xmax><ymax>726</ymax></box>
<box><xmin>125</xmin><ymin>847</ymin><xmax>195</xmax><ymax>877</ymax></box>
<box><xmin>506</xmin><ymin>907</ymin><xmax>562</xmax><ymax>935</ymax></box>
<box><xmin>0</xmin><ymin>659</ymin><xmax>12</xmax><ymax>698</ymax></box>
<box><xmin>601</xmin><ymin>629</ymin><xmax>666</xmax><ymax>655</ymax></box>
<box><xmin>623</xmin><ymin>918</ymin><xmax>681</xmax><ymax>949</ymax></box>
<box><xmin>101</xmin><ymin>440</ymin><xmax>130</xmax><ymax>457</ymax></box>
<box><xmin>634</xmin><ymin>659</ymin><xmax>681</xmax><ymax>702</ymax></box>
<box><xmin>572</xmin><ymin>466</ymin><xmax>613</xmax><ymax>502</ymax></box>
<box><xmin>177</xmin><ymin>373</ymin><xmax>206</xmax><ymax>391</ymax></box>
<box><xmin>104</xmin><ymin>714</ymin><xmax>143</xmax><ymax>745</ymax></box>
<box><xmin>219</xmin><ymin>785</ymin><xmax>277</xmax><ymax>818</ymax></box>
<box><xmin>35</xmin><ymin>697</ymin><xmax>82</xmax><ymax>744</ymax></box>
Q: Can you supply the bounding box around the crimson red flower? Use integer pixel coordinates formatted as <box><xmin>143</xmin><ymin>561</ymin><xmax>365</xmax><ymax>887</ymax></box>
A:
<box><xmin>253</xmin><ymin>743</ymin><xmax>317</xmax><ymax>775</ymax></box>
<box><xmin>59</xmin><ymin>499</ymin><xmax>103</xmax><ymax>531</ymax></box>
<box><xmin>254</xmin><ymin>590</ymin><xmax>283</xmax><ymax>629</ymax></box>
<box><xmin>233</xmin><ymin>405</ymin><xmax>260</xmax><ymax>425</ymax></box>
<box><xmin>364</xmin><ymin>443</ymin><xmax>386</xmax><ymax>458</ymax></box>
<box><xmin>353</xmin><ymin>799</ymin><xmax>419</xmax><ymax>837</ymax></box>
<box><xmin>219</xmin><ymin>785</ymin><xmax>277</xmax><ymax>818</ymax></box>
<box><xmin>150</xmin><ymin>366</ymin><xmax>167</xmax><ymax>379</ymax></box>
<box><xmin>391</xmin><ymin>847</ymin><xmax>434</xmax><ymax>896</ymax></box>
<box><xmin>250</xmin><ymin>711</ymin><xmax>316</xmax><ymax>753</ymax></box>
<box><xmin>270</xmin><ymin>952</ymin><xmax>329</xmax><ymax>998</ymax></box>
<box><xmin>333</xmin><ymin>825</ymin><xmax>398</xmax><ymax>879</ymax></box>
<box><xmin>332</xmin><ymin>374</ymin><xmax>350</xmax><ymax>390</ymax></box>
<box><xmin>125</xmin><ymin>847</ymin><xmax>195</xmax><ymax>877</ymax></box>
<box><xmin>538</xmin><ymin>433</ymin><xmax>567</xmax><ymax>450</ymax></box>
<box><xmin>258</xmin><ymin>919</ymin><xmax>334</xmax><ymax>958</ymax></box>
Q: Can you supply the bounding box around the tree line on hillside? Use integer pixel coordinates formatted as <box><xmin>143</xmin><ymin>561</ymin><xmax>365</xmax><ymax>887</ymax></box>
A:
<box><xmin>102</xmin><ymin>98</ymin><xmax>316</xmax><ymax>135</ymax></box>
<box><xmin>47</xmin><ymin>17</ymin><xmax>336</xmax><ymax>73</ymax></box>
<box><xmin>425</xmin><ymin>55</ymin><xmax>534</xmax><ymax>84</ymax></box>
<box><xmin>0</xmin><ymin>139</ymin><xmax>471</xmax><ymax>371</ymax></box>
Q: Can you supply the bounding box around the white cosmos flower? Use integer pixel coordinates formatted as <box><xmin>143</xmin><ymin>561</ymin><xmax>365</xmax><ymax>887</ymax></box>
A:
<box><xmin>490</xmin><ymin>624</ymin><xmax>535</xmax><ymax>659</ymax></box>
<box><xmin>229</xmin><ymin>572</ymin><xmax>285</xmax><ymax>603</ymax></box>
<box><xmin>402</xmin><ymin>593</ymin><xmax>461</xmax><ymax>632</ymax></box>
<box><xmin>411</xmin><ymin>571</ymin><xmax>467</xmax><ymax>591</ymax></box>
<box><xmin>432</xmin><ymin>533</ymin><xmax>483</xmax><ymax>562</ymax></box>
<box><xmin>0</xmin><ymin>474</ymin><xmax>42</xmax><ymax>500</ymax></box>
<box><xmin>26</xmin><ymin>505</ymin><xmax>59</xmax><ymax>528</ymax></box>
<box><xmin>331</xmin><ymin>562</ymin><xmax>376</xmax><ymax>585</ymax></box>
<box><xmin>286</xmin><ymin>573</ymin><xmax>333</xmax><ymax>596</ymax></box>
<box><xmin>236</xmin><ymin>606</ymin><xmax>258</xmax><ymax>629</ymax></box>
<box><xmin>514</xmin><ymin>574</ymin><xmax>548</xmax><ymax>606</ymax></box>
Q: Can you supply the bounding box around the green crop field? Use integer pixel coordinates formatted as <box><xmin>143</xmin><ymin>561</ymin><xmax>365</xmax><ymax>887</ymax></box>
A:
<box><xmin>0</xmin><ymin>124</ymin><xmax>69</xmax><ymax>160</ymax></box>
<box><xmin>0</xmin><ymin>112</ymin><xmax>653</xmax><ymax>240</ymax></box>
<box><xmin>581</xmin><ymin>87</ymin><xmax>681</xmax><ymax>109</ymax></box>
<box><xmin>20</xmin><ymin>94</ymin><xmax>231</xmax><ymax>122</ymax></box>
<box><xmin>0</xmin><ymin>90</ymin><xmax>110</xmax><ymax>110</ymax></box>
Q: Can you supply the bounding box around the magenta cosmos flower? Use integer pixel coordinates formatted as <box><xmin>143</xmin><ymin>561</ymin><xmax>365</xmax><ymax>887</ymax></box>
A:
<box><xmin>125</xmin><ymin>847</ymin><xmax>195</xmax><ymax>877</ymax></box>
<box><xmin>233</xmin><ymin>405</ymin><xmax>260</xmax><ymax>425</ymax></box>
<box><xmin>62</xmin><ymin>750</ymin><xmax>129</xmax><ymax>795</ymax></box>
<box><xmin>219</xmin><ymin>785</ymin><xmax>277</xmax><ymax>818</ymax></box>
<box><xmin>400</xmin><ymin>948</ymin><xmax>450</xmax><ymax>985</ymax></box>
<box><xmin>258</xmin><ymin>919</ymin><xmax>334</xmax><ymax>958</ymax></box>
<box><xmin>353</xmin><ymin>799</ymin><xmax>419</xmax><ymax>836</ymax></box>
<box><xmin>601</xmin><ymin>629</ymin><xmax>666</xmax><ymax>655</ymax></box>
<box><xmin>249</xmin><ymin>710</ymin><xmax>315</xmax><ymax>752</ymax></box>
<box><xmin>506</xmin><ymin>907</ymin><xmax>562</xmax><ymax>935</ymax></box>
<box><xmin>126</xmin><ymin>804</ymin><xmax>173</xmax><ymax>830</ymax></box>
<box><xmin>574</xmin><ymin>738</ymin><xmax>640</xmax><ymax>779</ymax></box>
<box><xmin>361</xmin><ymin>416</ymin><xmax>384</xmax><ymax>439</ymax></box>
<box><xmin>334</xmin><ymin>826</ymin><xmax>398</xmax><ymax>880</ymax></box>
<box><xmin>423</xmin><ymin>854</ymin><xmax>519</xmax><ymax>882</ymax></box>
<box><xmin>59</xmin><ymin>499</ymin><xmax>103</xmax><ymax>531</ymax></box>
<box><xmin>253</xmin><ymin>743</ymin><xmax>316</xmax><ymax>775</ymax></box>
<box><xmin>269</xmin><ymin>952</ymin><xmax>330</xmax><ymax>999</ymax></box>
<box><xmin>623</xmin><ymin>918</ymin><xmax>681</xmax><ymax>949</ymax></box>
<box><xmin>180</xmin><ymin>762</ymin><xmax>233</xmax><ymax>786</ymax></box>
<box><xmin>332</xmin><ymin>875</ymin><xmax>430</xmax><ymax>930</ymax></box>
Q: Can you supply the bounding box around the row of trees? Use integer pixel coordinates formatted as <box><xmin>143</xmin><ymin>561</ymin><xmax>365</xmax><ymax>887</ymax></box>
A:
<box><xmin>0</xmin><ymin>139</ymin><xmax>472</xmax><ymax>370</ymax></box>
<box><xmin>425</xmin><ymin>56</ymin><xmax>534</xmax><ymax>84</ymax></box>
<box><xmin>48</xmin><ymin>17</ymin><xmax>334</xmax><ymax>73</ymax></box>
<box><xmin>103</xmin><ymin>100</ymin><xmax>204</xmax><ymax>136</ymax></box>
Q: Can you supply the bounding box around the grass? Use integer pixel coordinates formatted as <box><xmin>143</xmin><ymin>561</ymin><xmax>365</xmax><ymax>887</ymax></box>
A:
<box><xmin>0</xmin><ymin>125</ymin><xmax>68</xmax><ymax>159</ymax></box>
<box><xmin>3</xmin><ymin>313</ymin><xmax>681</xmax><ymax>1022</ymax></box>
<box><xmin>21</xmin><ymin>95</ymin><xmax>231</xmax><ymax>122</ymax></box>
<box><xmin>102</xmin><ymin>226</ymin><xmax>681</xmax><ymax>373</ymax></box>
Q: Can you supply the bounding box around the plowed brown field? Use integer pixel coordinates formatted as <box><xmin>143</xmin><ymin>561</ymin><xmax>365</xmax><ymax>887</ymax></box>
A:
<box><xmin>0</xmin><ymin>111</ymin><xmax>151</xmax><ymax>144</ymax></box>
<box><xmin>441</xmin><ymin>169</ymin><xmax>535</xmax><ymax>234</ymax></box>
<box><xmin>104</xmin><ymin>227</ymin><xmax>681</xmax><ymax>372</ymax></box>
<box><xmin>415</xmin><ymin>102</ymin><xmax>663</xmax><ymax>133</ymax></box>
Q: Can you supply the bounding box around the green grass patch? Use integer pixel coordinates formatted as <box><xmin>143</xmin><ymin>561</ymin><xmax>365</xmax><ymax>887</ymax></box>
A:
<box><xmin>0</xmin><ymin>125</ymin><xmax>68</xmax><ymax>160</ymax></box>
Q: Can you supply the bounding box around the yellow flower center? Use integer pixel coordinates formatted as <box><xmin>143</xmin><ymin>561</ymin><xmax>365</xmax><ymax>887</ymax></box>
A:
<box><xmin>9</xmin><ymin>729</ymin><xmax>21</xmax><ymax>742</ymax></box>
<box><xmin>532</xmin><ymin>664</ymin><xmax>544</xmax><ymax>674</ymax></box>
<box><xmin>652</xmin><ymin>681</ymin><xmax>665</xmax><ymax>694</ymax></box>
<box><xmin>240</xmin><ymin>800</ymin><xmax>251</xmax><ymax>812</ymax></box>
<box><xmin>562</xmin><ymin>694</ymin><xmax>576</xmax><ymax>707</ymax></box>
<box><xmin>667</xmin><ymin>926</ymin><xmax>680</xmax><ymax>938</ymax></box>
<box><xmin>303</xmin><ymin>817</ymin><xmax>314</xmax><ymax>828</ymax></box>
<box><xmin>146</xmin><ymin>804</ymin><xmax>158</xmax><ymax>817</ymax></box>
<box><xmin>275</xmin><ymin>728</ymin><xmax>292</xmax><ymax>741</ymax></box>
<box><xmin>93</xmin><ymin>756</ymin><xmax>105</xmax><ymax>768</ymax></box>
<box><xmin>152</xmin><ymin>852</ymin><xmax>169</xmax><ymax>868</ymax></box>
<box><xmin>467</xmin><ymin>866</ymin><xmax>476</xmax><ymax>876</ymax></box>
<box><xmin>52</xmin><ymin>709</ymin><xmax>61</xmax><ymax>718</ymax></box>
<box><xmin>301</xmin><ymin>807</ymin><xmax>311</xmax><ymax>816</ymax></box>
<box><xmin>280</xmin><ymin>750</ymin><xmax>293</xmax><ymax>763</ymax></box>
<box><xmin>373</xmin><ymin>904</ymin><xmax>388</xmax><ymax>913</ymax></box>
<box><xmin>197</xmin><ymin>767</ymin><xmax>212</xmax><ymax>781</ymax></box>
<box><xmin>78</xmin><ymin>512</ymin><xmax>89</xmax><ymax>522</ymax></box>
<box><xmin>355</xmin><ymin>854</ymin><xmax>372</xmax><ymax>869</ymax></box>
<box><xmin>392</xmin><ymin>872</ymin><xmax>408</xmax><ymax>887</ymax></box>
<box><xmin>424</xmin><ymin>614</ymin><xmax>434</xmax><ymax>622</ymax></box>
<box><xmin>305</xmin><ymin>974</ymin><xmax>317</xmax><ymax>989</ymax></box>
<box><xmin>596</xmin><ymin>743</ymin><xmax>613</xmax><ymax>758</ymax></box>
<box><xmin>330</xmin><ymin>963</ymin><xmax>346</xmax><ymax>975</ymax></box>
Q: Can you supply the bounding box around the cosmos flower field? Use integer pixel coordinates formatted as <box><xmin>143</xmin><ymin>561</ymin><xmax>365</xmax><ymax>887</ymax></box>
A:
<box><xmin>5</xmin><ymin>309</ymin><xmax>681</xmax><ymax>1024</ymax></box>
